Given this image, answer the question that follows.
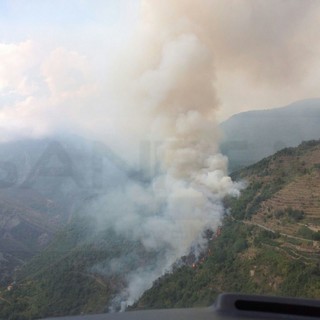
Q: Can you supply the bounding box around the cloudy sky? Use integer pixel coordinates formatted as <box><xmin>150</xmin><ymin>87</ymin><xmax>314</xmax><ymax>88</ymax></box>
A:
<box><xmin>0</xmin><ymin>0</ymin><xmax>319</xmax><ymax>151</ymax></box>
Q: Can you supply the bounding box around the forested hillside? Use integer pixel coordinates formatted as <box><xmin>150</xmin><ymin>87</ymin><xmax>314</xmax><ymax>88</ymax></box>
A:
<box><xmin>2</xmin><ymin>140</ymin><xmax>320</xmax><ymax>319</ymax></box>
<box><xmin>135</xmin><ymin>140</ymin><xmax>320</xmax><ymax>309</ymax></box>
<box><xmin>0</xmin><ymin>213</ymin><xmax>158</xmax><ymax>319</ymax></box>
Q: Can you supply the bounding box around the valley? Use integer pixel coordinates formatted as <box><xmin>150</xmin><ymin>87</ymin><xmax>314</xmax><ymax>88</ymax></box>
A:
<box><xmin>1</xmin><ymin>102</ymin><xmax>320</xmax><ymax>319</ymax></box>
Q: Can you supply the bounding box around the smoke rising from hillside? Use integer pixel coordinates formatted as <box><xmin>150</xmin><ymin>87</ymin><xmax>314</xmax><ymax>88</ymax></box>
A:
<box><xmin>1</xmin><ymin>0</ymin><xmax>320</xmax><ymax>310</ymax></box>
<box><xmin>87</xmin><ymin>0</ymin><xmax>243</xmax><ymax>308</ymax></box>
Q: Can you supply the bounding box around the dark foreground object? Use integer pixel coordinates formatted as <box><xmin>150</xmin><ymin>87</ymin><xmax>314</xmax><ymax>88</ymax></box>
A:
<box><xmin>44</xmin><ymin>293</ymin><xmax>320</xmax><ymax>320</ymax></box>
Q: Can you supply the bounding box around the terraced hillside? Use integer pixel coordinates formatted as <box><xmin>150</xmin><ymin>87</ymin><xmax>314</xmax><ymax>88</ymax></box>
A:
<box><xmin>232</xmin><ymin>140</ymin><xmax>320</xmax><ymax>260</ymax></box>
<box><xmin>135</xmin><ymin>140</ymin><xmax>320</xmax><ymax>309</ymax></box>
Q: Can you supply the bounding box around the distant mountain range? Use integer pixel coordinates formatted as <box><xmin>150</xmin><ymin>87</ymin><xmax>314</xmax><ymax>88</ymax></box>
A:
<box><xmin>220</xmin><ymin>98</ymin><xmax>320</xmax><ymax>171</ymax></box>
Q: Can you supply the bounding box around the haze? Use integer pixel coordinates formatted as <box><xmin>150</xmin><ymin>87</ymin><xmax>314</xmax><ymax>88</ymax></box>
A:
<box><xmin>0</xmin><ymin>1</ymin><xmax>319</xmax><ymax>153</ymax></box>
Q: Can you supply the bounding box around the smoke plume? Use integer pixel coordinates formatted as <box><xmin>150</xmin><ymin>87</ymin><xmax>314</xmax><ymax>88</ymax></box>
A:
<box><xmin>66</xmin><ymin>0</ymin><xmax>314</xmax><ymax>306</ymax></box>
<box><xmin>87</xmin><ymin>0</ymin><xmax>243</xmax><ymax>309</ymax></box>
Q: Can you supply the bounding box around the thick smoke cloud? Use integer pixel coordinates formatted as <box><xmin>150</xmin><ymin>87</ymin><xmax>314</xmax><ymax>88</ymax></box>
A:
<box><xmin>1</xmin><ymin>1</ymin><xmax>320</xmax><ymax>141</ymax></box>
<box><xmin>87</xmin><ymin>0</ymin><xmax>320</xmax><ymax>306</ymax></box>
<box><xmin>87</xmin><ymin>0</ymin><xmax>243</xmax><ymax>308</ymax></box>
<box><xmin>133</xmin><ymin>0</ymin><xmax>318</xmax><ymax>82</ymax></box>
<box><xmin>133</xmin><ymin>0</ymin><xmax>320</xmax><ymax>118</ymax></box>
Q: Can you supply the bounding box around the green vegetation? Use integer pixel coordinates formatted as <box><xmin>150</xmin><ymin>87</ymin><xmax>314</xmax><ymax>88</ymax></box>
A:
<box><xmin>0</xmin><ymin>214</ymin><xmax>156</xmax><ymax>320</ymax></box>
<box><xmin>134</xmin><ymin>139</ymin><xmax>320</xmax><ymax>309</ymax></box>
<box><xmin>2</xmin><ymin>139</ymin><xmax>320</xmax><ymax>318</ymax></box>
<box><xmin>135</xmin><ymin>219</ymin><xmax>320</xmax><ymax>309</ymax></box>
<box><xmin>274</xmin><ymin>207</ymin><xmax>305</xmax><ymax>222</ymax></box>
<box><xmin>298</xmin><ymin>226</ymin><xmax>320</xmax><ymax>241</ymax></box>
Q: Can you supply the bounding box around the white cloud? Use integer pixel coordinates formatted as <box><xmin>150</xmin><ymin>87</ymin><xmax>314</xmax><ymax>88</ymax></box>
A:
<box><xmin>41</xmin><ymin>47</ymin><xmax>98</xmax><ymax>102</ymax></box>
<box><xmin>0</xmin><ymin>40</ymin><xmax>39</xmax><ymax>96</ymax></box>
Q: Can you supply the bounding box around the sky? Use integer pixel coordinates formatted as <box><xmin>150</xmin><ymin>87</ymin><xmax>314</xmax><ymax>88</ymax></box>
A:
<box><xmin>0</xmin><ymin>0</ymin><xmax>320</xmax><ymax>150</ymax></box>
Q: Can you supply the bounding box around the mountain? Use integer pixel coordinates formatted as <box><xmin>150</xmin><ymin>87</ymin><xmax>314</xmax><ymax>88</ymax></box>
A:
<box><xmin>134</xmin><ymin>139</ymin><xmax>320</xmax><ymax>309</ymax></box>
<box><xmin>0</xmin><ymin>205</ymin><xmax>159</xmax><ymax>319</ymax></box>
<box><xmin>2</xmin><ymin>139</ymin><xmax>320</xmax><ymax>319</ymax></box>
<box><xmin>2</xmin><ymin>97</ymin><xmax>320</xmax><ymax>287</ymax></box>
<box><xmin>2</xmin><ymin>117</ymin><xmax>320</xmax><ymax>319</ymax></box>
<box><xmin>0</xmin><ymin>137</ymin><xmax>150</xmax><ymax>320</ymax></box>
<box><xmin>220</xmin><ymin>98</ymin><xmax>320</xmax><ymax>171</ymax></box>
<box><xmin>0</xmin><ymin>136</ymin><xmax>130</xmax><ymax>286</ymax></box>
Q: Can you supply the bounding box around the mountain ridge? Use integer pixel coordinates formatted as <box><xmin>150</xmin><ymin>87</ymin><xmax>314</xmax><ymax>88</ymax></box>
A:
<box><xmin>0</xmin><ymin>136</ymin><xmax>131</xmax><ymax>287</ymax></box>
<box><xmin>2</xmin><ymin>139</ymin><xmax>320</xmax><ymax>318</ymax></box>
<box><xmin>220</xmin><ymin>98</ymin><xmax>320</xmax><ymax>171</ymax></box>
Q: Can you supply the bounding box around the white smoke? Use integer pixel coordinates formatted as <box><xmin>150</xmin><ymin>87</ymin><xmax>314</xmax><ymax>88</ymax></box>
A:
<box><xmin>85</xmin><ymin>0</ymin><xmax>242</xmax><ymax>308</ymax></box>
<box><xmin>1</xmin><ymin>0</ymin><xmax>320</xmax><ymax>310</ymax></box>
